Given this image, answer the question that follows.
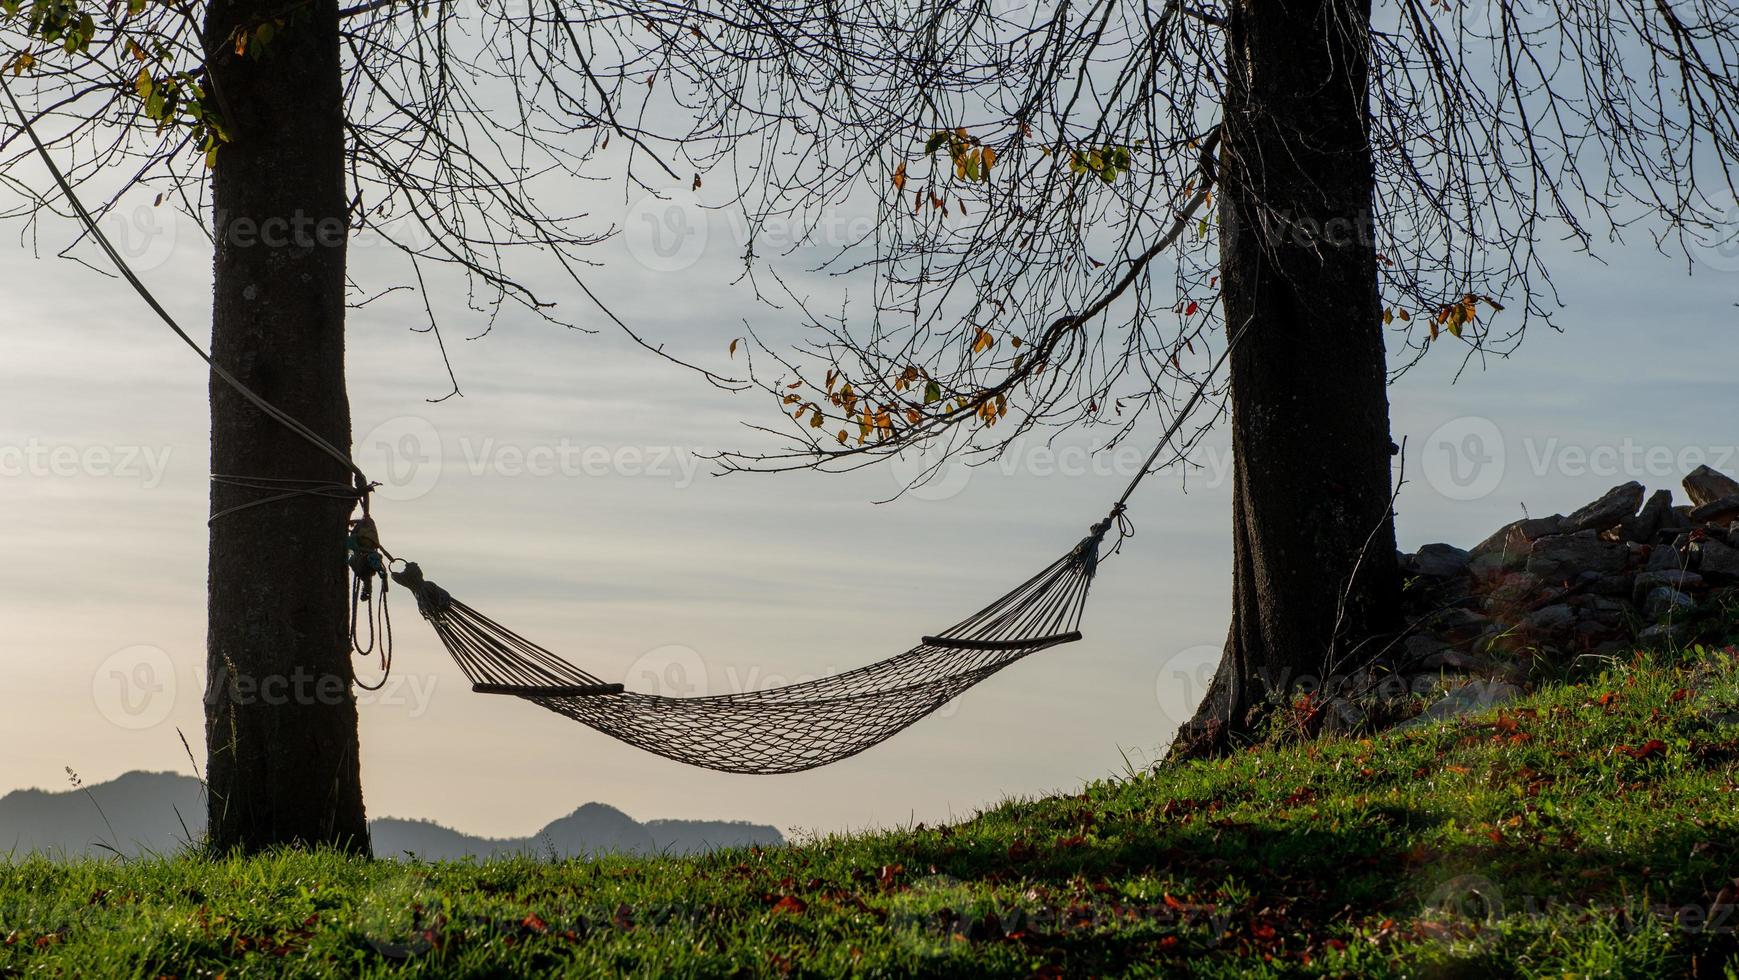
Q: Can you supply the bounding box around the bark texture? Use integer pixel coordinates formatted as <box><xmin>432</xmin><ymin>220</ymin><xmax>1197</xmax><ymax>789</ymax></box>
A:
<box><xmin>203</xmin><ymin>0</ymin><xmax>368</xmax><ymax>853</ymax></box>
<box><xmin>1171</xmin><ymin>0</ymin><xmax>1401</xmax><ymax>758</ymax></box>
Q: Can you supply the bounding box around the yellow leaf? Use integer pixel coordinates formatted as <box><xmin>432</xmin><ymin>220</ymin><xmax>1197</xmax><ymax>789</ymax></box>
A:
<box><xmin>836</xmin><ymin>429</ymin><xmax>847</xmax><ymax>445</ymax></box>
<box><xmin>972</xmin><ymin>328</ymin><xmax>994</xmax><ymax>354</ymax></box>
<box><xmin>982</xmin><ymin>146</ymin><xmax>997</xmax><ymax>170</ymax></box>
<box><xmin>891</xmin><ymin>161</ymin><xmax>907</xmax><ymax>191</ymax></box>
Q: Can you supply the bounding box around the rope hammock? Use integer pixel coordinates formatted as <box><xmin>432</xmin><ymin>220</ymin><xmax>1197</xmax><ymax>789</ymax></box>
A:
<box><xmin>374</xmin><ymin>514</ymin><xmax>1117</xmax><ymax>773</ymax></box>
<box><xmin>3</xmin><ymin>74</ymin><xmax>1230</xmax><ymax>776</ymax></box>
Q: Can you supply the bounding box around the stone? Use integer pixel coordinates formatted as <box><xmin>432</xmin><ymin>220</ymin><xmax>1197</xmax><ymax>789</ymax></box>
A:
<box><xmin>1421</xmin><ymin>649</ymin><xmax>1483</xmax><ymax>673</ymax></box>
<box><xmin>1404</xmin><ymin>543</ymin><xmax>1472</xmax><ymax>578</ymax></box>
<box><xmin>1696</xmin><ymin>539</ymin><xmax>1739</xmax><ymax>580</ymax></box>
<box><xmin>1621</xmin><ymin>490</ymin><xmax>1676</xmax><ymax>543</ymax></box>
<box><xmin>1321</xmin><ymin>698</ymin><xmax>1368</xmax><ymax>736</ymax></box>
<box><xmin>1644</xmin><ymin>587</ymin><xmax>1695</xmax><ymax>621</ymax></box>
<box><xmin>1482</xmin><ymin>571</ymin><xmax>1545</xmax><ymax>611</ymax></box>
<box><xmin>1525</xmin><ymin>603</ymin><xmax>1577</xmax><ymax>632</ymax></box>
<box><xmin>1638</xmin><ymin>623</ymin><xmax>1690</xmax><ymax>647</ymax></box>
<box><xmin>1470</xmin><ymin>515</ymin><xmax>1562</xmax><ymax>562</ymax></box>
<box><xmin>1646</xmin><ymin>542</ymin><xmax>1685</xmax><ymax>571</ymax></box>
<box><xmin>1632</xmin><ymin>569</ymin><xmax>1704</xmax><ymax>603</ymax></box>
<box><xmin>1684</xmin><ymin>465</ymin><xmax>1739</xmax><ymax>507</ymax></box>
<box><xmin>1398</xmin><ymin>679</ymin><xmax>1523</xmax><ymax>730</ymax></box>
<box><xmin>1401</xmin><ymin>634</ymin><xmax>1452</xmax><ymax>665</ymax></box>
<box><xmin>1562</xmin><ymin>481</ymin><xmax>1645</xmax><ymax>534</ymax></box>
<box><xmin>1422</xmin><ymin>607</ymin><xmax>1492</xmax><ymax>639</ymax></box>
<box><xmin>1525</xmin><ymin>531</ymin><xmax>1629</xmax><ymax>583</ymax></box>
<box><xmin>1689</xmin><ymin>494</ymin><xmax>1739</xmax><ymax>526</ymax></box>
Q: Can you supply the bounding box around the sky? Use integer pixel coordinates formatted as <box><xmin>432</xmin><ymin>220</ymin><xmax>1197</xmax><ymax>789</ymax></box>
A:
<box><xmin>2</xmin><ymin>126</ymin><xmax>1737</xmax><ymax>842</ymax></box>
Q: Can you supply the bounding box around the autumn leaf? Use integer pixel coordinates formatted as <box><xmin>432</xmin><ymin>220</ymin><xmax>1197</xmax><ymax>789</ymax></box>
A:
<box><xmin>972</xmin><ymin>327</ymin><xmax>994</xmax><ymax>354</ymax></box>
<box><xmin>1619</xmin><ymin>739</ymin><xmax>1667</xmax><ymax>760</ymax></box>
<box><xmin>728</xmin><ymin>338</ymin><xmax>739</xmax><ymax>358</ymax></box>
<box><xmin>891</xmin><ymin>161</ymin><xmax>907</xmax><ymax>191</ymax></box>
<box><xmin>770</xmin><ymin>895</ymin><xmax>807</xmax><ymax>915</ymax></box>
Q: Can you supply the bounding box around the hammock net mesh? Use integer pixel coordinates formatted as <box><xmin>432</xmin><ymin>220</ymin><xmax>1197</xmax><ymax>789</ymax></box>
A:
<box><xmin>391</xmin><ymin>520</ymin><xmax>1110</xmax><ymax>774</ymax></box>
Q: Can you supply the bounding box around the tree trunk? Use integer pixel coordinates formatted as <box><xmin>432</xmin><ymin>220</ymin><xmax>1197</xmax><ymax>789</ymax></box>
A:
<box><xmin>1170</xmin><ymin>0</ymin><xmax>1400</xmax><ymax>758</ymax></box>
<box><xmin>203</xmin><ymin>0</ymin><xmax>368</xmax><ymax>853</ymax></box>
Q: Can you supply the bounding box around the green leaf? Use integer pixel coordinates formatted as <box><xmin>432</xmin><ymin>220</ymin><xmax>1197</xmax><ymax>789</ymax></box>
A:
<box><xmin>923</xmin><ymin>381</ymin><xmax>941</xmax><ymax>405</ymax></box>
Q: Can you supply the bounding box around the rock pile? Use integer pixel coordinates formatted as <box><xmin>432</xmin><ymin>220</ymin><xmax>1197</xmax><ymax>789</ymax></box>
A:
<box><xmin>1329</xmin><ymin>466</ymin><xmax>1739</xmax><ymax>734</ymax></box>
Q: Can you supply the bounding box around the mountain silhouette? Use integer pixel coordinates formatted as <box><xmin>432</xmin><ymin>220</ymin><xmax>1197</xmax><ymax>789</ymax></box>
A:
<box><xmin>0</xmin><ymin>771</ymin><xmax>782</xmax><ymax>859</ymax></box>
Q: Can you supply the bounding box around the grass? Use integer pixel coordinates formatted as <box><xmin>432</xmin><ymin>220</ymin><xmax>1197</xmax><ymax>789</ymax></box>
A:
<box><xmin>5</xmin><ymin>646</ymin><xmax>1739</xmax><ymax>978</ymax></box>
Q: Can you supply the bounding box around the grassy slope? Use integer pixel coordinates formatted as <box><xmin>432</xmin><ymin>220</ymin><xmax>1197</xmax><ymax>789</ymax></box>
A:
<box><xmin>4</xmin><ymin>646</ymin><xmax>1739</xmax><ymax>979</ymax></box>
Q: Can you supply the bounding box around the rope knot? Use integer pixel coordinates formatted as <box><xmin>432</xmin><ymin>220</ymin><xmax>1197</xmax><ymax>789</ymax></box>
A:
<box><xmin>390</xmin><ymin>561</ymin><xmax>453</xmax><ymax>619</ymax></box>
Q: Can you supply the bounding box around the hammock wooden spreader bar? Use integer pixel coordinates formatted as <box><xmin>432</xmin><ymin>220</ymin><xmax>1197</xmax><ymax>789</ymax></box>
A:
<box><xmin>386</xmin><ymin>512</ymin><xmax>1118</xmax><ymax>774</ymax></box>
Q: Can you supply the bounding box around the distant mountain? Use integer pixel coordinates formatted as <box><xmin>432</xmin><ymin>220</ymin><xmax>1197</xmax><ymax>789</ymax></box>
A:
<box><xmin>0</xmin><ymin>772</ymin><xmax>782</xmax><ymax>860</ymax></box>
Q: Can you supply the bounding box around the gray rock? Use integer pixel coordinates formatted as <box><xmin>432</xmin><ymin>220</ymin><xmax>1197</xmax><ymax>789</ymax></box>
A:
<box><xmin>1644</xmin><ymin>587</ymin><xmax>1695</xmax><ymax>621</ymax></box>
<box><xmin>1526</xmin><ymin>530</ymin><xmax>1630</xmax><ymax>583</ymax></box>
<box><xmin>1405</xmin><ymin>542</ymin><xmax>1472</xmax><ymax>578</ymax></box>
<box><xmin>1633</xmin><ymin>569</ymin><xmax>1704</xmax><ymax>603</ymax></box>
<box><xmin>1647</xmin><ymin>542</ymin><xmax>1686</xmax><ymax>571</ymax></box>
<box><xmin>1321</xmin><ymin>698</ymin><xmax>1367</xmax><ymax>736</ymax></box>
<box><xmin>1525</xmin><ymin>603</ymin><xmax>1577</xmax><ymax>632</ymax></box>
<box><xmin>1689</xmin><ymin>494</ymin><xmax>1739</xmax><ymax>526</ymax></box>
<box><xmin>1401</xmin><ymin>633</ymin><xmax>1452</xmax><ymax>664</ymax></box>
<box><xmin>1638</xmin><ymin>623</ymin><xmax>1690</xmax><ymax>647</ymax></box>
<box><xmin>1470</xmin><ymin>515</ymin><xmax>1563</xmax><ymax>562</ymax></box>
<box><xmin>1421</xmin><ymin>649</ymin><xmax>1483</xmax><ymax>673</ymax></box>
<box><xmin>1684</xmin><ymin>465</ymin><xmax>1739</xmax><ymax>507</ymax></box>
<box><xmin>1398</xmin><ymin>679</ymin><xmax>1523</xmax><ymax>730</ymax></box>
<box><xmin>1484</xmin><ymin>570</ymin><xmax>1544</xmax><ymax>607</ymax></box>
<box><xmin>1563</xmin><ymin>481</ymin><xmax>1645</xmax><ymax>534</ymax></box>
<box><xmin>1588</xmin><ymin>573</ymin><xmax>1636</xmax><ymax>598</ymax></box>
<box><xmin>1696</xmin><ymin>539</ymin><xmax>1739</xmax><ymax>580</ymax></box>
<box><xmin>1621</xmin><ymin>490</ymin><xmax>1676</xmax><ymax>543</ymax></box>
<box><xmin>1423</xmin><ymin>607</ymin><xmax>1492</xmax><ymax>639</ymax></box>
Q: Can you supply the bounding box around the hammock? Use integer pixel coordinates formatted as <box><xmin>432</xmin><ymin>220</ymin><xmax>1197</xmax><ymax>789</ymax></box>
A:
<box><xmin>378</xmin><ymin>514</ymin><xmax>1115</xmax><ymax>774</ymax></box>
